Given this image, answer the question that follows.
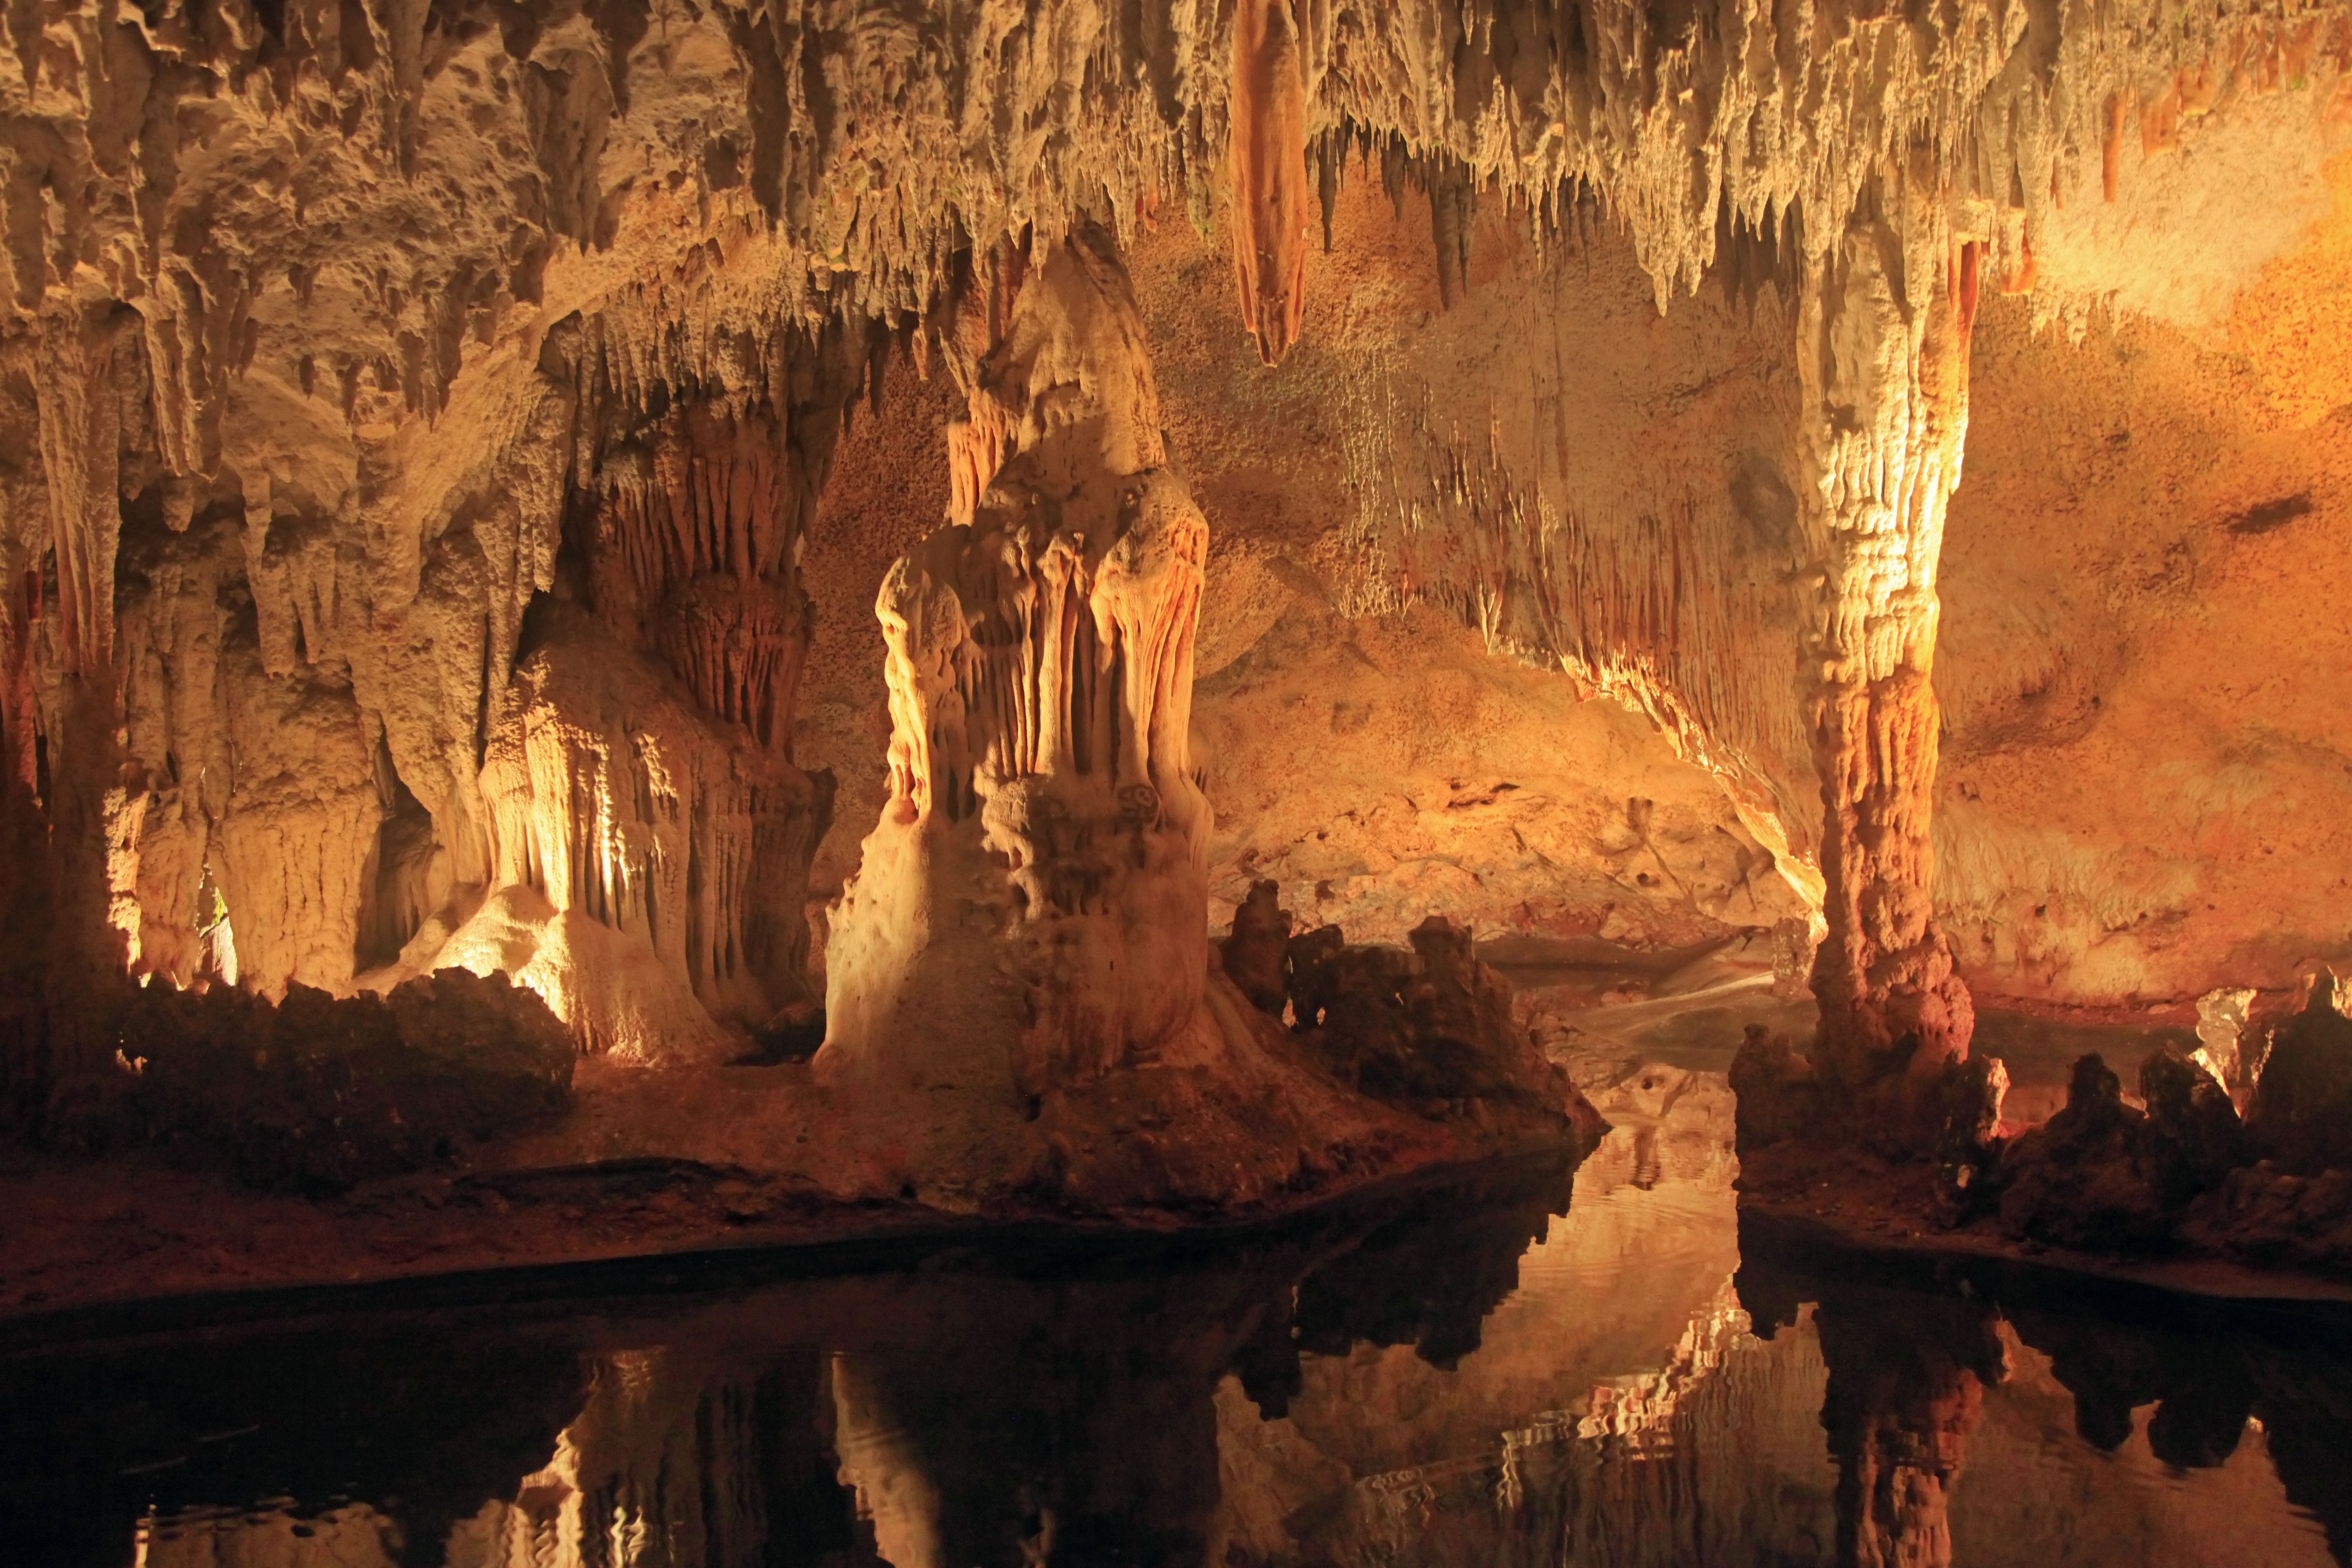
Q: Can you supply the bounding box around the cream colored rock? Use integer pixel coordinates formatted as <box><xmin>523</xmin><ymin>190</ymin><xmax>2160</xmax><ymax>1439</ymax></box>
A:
<box><xmin>820</xmin><ymin>227</ymin><xmax>1233</xmax><ymax>1101</ymax></box>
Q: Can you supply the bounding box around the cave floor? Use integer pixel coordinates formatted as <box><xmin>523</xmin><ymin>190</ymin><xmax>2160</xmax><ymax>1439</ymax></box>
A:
<box><xmin>0</xmin><ymin>946</ymin><xmax>2320</xmax><ymax>1326</ymax></box>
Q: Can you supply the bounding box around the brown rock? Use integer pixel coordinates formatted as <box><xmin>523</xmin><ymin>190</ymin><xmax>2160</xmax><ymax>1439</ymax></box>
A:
<box><xmin>2246</xmin><ymin>975</ymin><xmax>2352</xmax><ymax>1176</ymax></box>
<box><xmin>78</xmin><ymin>968</ymin><xmax>572</xmax><ymax>1194</ymax></box>
<box><xmin>1288</xmin><ymin>916</ymin><xmax>1594</xmax><ymax>1128</ymax></box>
<box><xmin>1928</xmin><ymin>1053</ymin><xmax>2009</xmax><ymax>1227</ymax></box>
<box><xmin>1994</xmin><ymin>1055</ymin><xmax>2171</xmax><ymax>1252</ymax></box>
<box><xmin>1222</xmin><ymin>879</ymin><xmax>1294</xmax><ymax>1019</ymax></box>
<box><xmin>1728</xmin><ymin>1026</ymin><xmax>1821</xmax><ymax>1152</ymax></box>
<box><xmin>2137</xmin><ymin>1042</ymin><xmax>2247</xmax><ymax>1204</ymax></box>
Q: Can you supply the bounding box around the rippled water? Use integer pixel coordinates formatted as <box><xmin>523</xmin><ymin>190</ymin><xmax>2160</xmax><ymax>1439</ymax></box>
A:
<box><xmin>5</xmin><ymin>1077</ymin><xmax>2347</xmax><ymax>1567</ymax></box>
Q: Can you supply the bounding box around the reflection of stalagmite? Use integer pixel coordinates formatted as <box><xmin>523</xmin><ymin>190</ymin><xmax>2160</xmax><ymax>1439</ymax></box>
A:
<box><xmin>820</xmin><ymin>226</ymin><xmax>1234</xmax><ymax>1101</ymax></box>
<box><xmin>449</xmin><ymin>1348</ymin><xmax>833</xmax><ymax>1568</ymax></box>
<box><xmin>1814</xmin><ymin>1294</ymin><xmax>2006</xmax><ymax>1568</ymax></box>
<box><xmin>1796</xmin><ymin>155</ymin><xmax>1982</xmax><ymax>1105</ymax></box>
<box><xmin>831</xmin><ymin>1354</ymin><xmax>948</xmax><ymax>1568</ymax></box>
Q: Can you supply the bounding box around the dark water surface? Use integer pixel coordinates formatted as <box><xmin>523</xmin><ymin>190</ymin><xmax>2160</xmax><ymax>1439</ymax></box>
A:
<box><xmin>5</xmin><ymin>1092</ymin><xmax>2349</xmax><ymax>1567</ymax></box>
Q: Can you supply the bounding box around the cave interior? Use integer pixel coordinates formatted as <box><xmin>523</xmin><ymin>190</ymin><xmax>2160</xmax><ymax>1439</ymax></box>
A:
<box><xmin>3</xmin><ymin>0</ymin><xmax>2352</xmax><ymax>1561</ymax></box>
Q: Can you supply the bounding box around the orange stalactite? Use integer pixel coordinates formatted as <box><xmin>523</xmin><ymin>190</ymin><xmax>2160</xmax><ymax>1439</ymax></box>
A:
<box><xmin>584</xmin><ymin>404</ymin><xmax>818</xmax><ymax>759</ymax></box>
<box><xmin>1230</xmin><ymin>0</ymin><xmax>1311</xmax><ymax>366</ymax></box>
<box><xmin>2102</xmin><ymin>92</ymin><xmax>2128</xmax><ymax>202</ymax></box>
<box><xmin>1996</xmin><ymin>232</ymin><xmax>2036</xmax><ymax>295</ymax></box>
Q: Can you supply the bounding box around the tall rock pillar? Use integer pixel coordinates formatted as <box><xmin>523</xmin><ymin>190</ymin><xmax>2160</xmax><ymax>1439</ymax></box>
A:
<box><xmin>1795</xmin><ymin>158</ymin><xmax>1983</xmax><ymax>1107</ymax></box>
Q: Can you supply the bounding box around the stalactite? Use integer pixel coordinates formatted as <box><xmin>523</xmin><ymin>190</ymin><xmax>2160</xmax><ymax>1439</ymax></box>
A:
<box><xmin>32</xmin><ymin>315</ymin><xmax>126</xmax><ymax>678</ymax></box>
<box><xmin>1430</xmin><ymin>160</ymin><xmax>1478</xmax><ymax>309</ymax></box>
<box><xmin>582</xmin><ymin>402</ymin><xmax>817</xmax><ymax>756</ymax></box>
<box><xmin>1231</xmin><ymin>0</ymin><xmax>1312</xmax><ymax>364</ymax></box>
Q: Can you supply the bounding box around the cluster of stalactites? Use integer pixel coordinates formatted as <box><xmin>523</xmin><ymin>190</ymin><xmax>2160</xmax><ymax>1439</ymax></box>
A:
<box><xmin>547</xmin><ymin>304</ymin><xmax>882</xmax><ymax>764</ymax></box>
<box><xmin>583</xmin><ymin>405</ymin><xmax>811</xmax><ymax>755</ymax></box>
<box><xmin>878</xmin><ymin>500</ymin><xmax>1207</xmax><ymax>841</ymax></box>
<box><xmin>3</xmin><ymin>0</ymin><xmax>2330</xmax><ymax>495</ymax></box>
<box><xmin>718</xmin><ymin>0</ymin><xmax>2352</xmax><ymax>416</ymax></box>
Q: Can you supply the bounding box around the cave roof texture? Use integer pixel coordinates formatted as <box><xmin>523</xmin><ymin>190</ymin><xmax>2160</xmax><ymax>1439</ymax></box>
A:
<box><xmin>1</xmin><ymin>0</ymin><xmax>2347</xmax><ymax>1072</ymax></box>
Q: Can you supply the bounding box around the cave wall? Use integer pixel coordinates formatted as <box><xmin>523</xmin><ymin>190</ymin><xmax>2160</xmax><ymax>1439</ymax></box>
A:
<box><xmin>1938</xmin><ymin>148</ymin><xmax>2352</xmax><ymax>1011</ymax></box>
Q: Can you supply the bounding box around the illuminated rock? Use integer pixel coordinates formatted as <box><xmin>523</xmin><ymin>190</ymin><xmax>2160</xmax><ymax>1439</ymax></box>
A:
<box><xmin>819</xmin><ymin>225</ymin><xmax>1233</xmax><ymax>1104</ymax></box>
<box><xmin>0</xmin><ymin>0</ymin><xmax>2341</xmax><ymax>1166</ymax></box>
<box><xmin>1794</xmin><ymin>156</ymin><xmax>1981</xmax><ymax>1109</ymax></box>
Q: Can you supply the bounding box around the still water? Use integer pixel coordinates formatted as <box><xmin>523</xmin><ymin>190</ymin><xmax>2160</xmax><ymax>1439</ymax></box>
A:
<box><xmin>5</xmin><ymin>1073</ymin><xmax>2348</xmax><ymax>1567</ymax></box>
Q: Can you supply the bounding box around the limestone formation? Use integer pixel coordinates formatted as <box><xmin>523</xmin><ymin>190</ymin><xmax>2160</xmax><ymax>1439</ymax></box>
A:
<box><xmin>1795</xmin><ymin>156</ymin><xmax>1981</xmax><ymax>1098</ymax></box>
<box><xmin>1284</xmin><ymin>913</ymin><xmax>1589</xmax><ymax>1119</ymax></box>
<box><xmin>818</xmin><ymin>224</ymin><xmax>1231</xmax><ymax>1101</ymax></box>
<box><xmin>2245</xmin><ymin>974</ymin><xmax>2352</xmax><ymax>1175</ymax></box>
<box><xmin>1221</xmin><ymin>879</ymin><xmax>1295</xmax><ymax>1019</ymax></box>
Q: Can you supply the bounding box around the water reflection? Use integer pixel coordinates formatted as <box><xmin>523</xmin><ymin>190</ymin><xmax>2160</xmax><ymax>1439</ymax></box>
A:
<box><xmin>5</xmin><ymin>1075</ymin><xmax>2351</xmax><ymax>1567</ymax></box>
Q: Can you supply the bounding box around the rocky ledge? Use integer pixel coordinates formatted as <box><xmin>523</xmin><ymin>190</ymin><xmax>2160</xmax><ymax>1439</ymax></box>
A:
<box><xmin>1735</xmin><ymin>972</ymin><xmax>2352</xmax><ymax>1279</ymax></box>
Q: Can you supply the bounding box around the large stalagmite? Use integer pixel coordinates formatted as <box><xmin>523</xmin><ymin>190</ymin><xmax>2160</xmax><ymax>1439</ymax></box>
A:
<box><xmin>819</xmin><ymin>228</ymin><xmax>1235</xmax><ymax>1104</ymax></box>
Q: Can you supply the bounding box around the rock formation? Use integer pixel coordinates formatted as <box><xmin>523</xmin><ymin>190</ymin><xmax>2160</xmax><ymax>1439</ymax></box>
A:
<box><xmin>76</xmin><ymin>965</ymin><xmax>573</xmax><ymax>1192</ymax></box>
<box><xmin>815</xmin><ymin>231</ymin><xmax>1594</xmax><ymax>1202</ymax></box>
<box><xmin>1795</xmin><ymin>158</ymin><xmax>1981</xmax><ymax>1099</ymax></box>
<box><xmin>818</xmin><ymin>225</ymin><xmax>1230</xmax><ymax>1102</ymax></box>
<box><xmin>0</xmin><ymin>0</ymin><xmax>2340</xmax><ymax>1220</ymax></box>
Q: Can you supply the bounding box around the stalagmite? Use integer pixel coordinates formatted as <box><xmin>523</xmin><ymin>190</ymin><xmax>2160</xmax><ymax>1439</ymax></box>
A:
<box><xmin>1794</xmin><ymin>156</ymin><xmax>1982</xmax><ymax>1107</ymax></box>
<box><xmin>820</xmin><ymin>225</ymin><xmax>1229</xmax><ymax>1100</ymax></box>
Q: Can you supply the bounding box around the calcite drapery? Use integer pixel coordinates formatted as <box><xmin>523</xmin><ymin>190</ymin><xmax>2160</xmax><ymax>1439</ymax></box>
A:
<box><xmin>1796</xmin><ymin>158</ymin><xmax>1982</xmax><ymax>1097</ymax></box>
<box><xmin>820</xmin><ymin>226</ymin><xmax>1223</xmax><ymax>1099</ymax></box>
<box><xmin>405</xmin><ymin>345</ymin><xmax>849</xmax><ymax>1062</ymax></box>
<box><xmin>578</xmin><ymin>402</ymin><xmax>817</xmax><ymax>756</ymax></box>
<box><xmin>441</xmin><ymin>599</ymin><xmax>830</xmax><ymax>1062</ymax></box>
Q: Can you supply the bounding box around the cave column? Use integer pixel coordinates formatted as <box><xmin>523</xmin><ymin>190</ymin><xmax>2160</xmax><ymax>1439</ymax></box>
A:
<box><xmin>1794</xmin><ymin>157</ymin><xmax>1982</xmax><ymax>1096</ymax></box>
